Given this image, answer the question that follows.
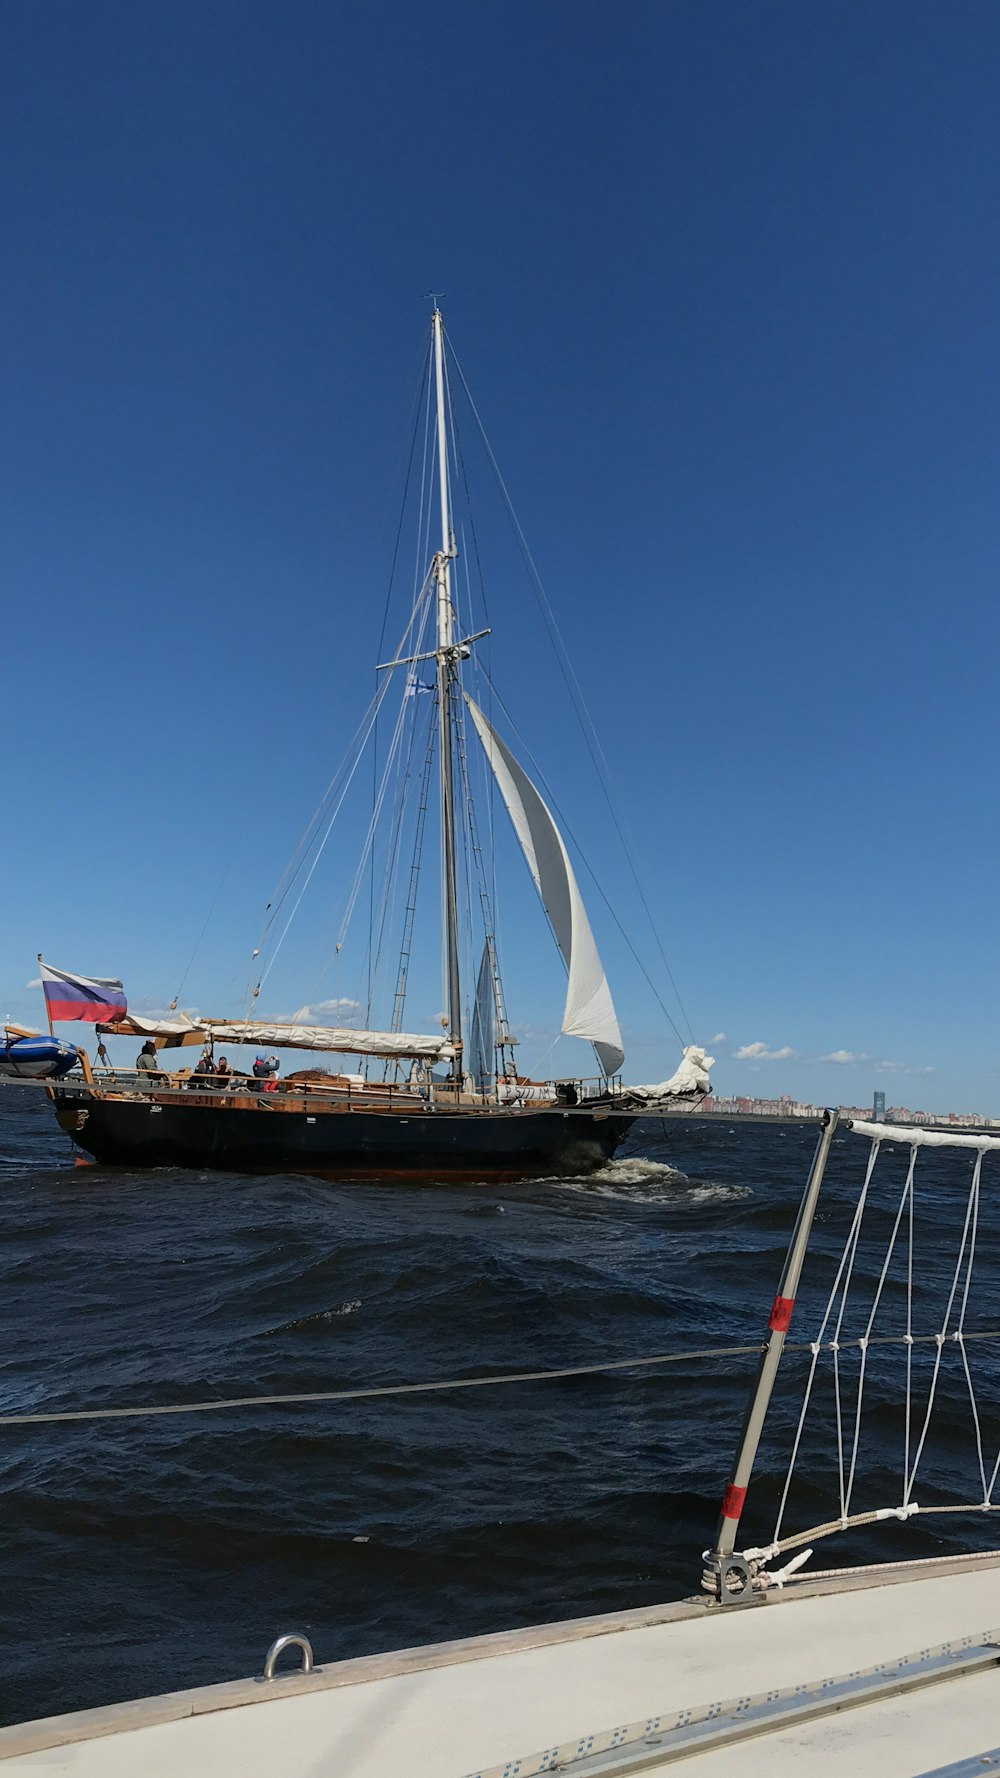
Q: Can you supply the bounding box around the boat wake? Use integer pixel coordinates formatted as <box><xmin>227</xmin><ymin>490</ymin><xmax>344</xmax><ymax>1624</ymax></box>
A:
<box><xmin>556</xmin><ymin>1158</ymin><xmax>752</xmax><ymax>1205</ymax></box>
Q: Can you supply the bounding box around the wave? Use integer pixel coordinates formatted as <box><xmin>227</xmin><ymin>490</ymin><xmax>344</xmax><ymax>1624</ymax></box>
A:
<box><xmin>555</xmin><ymin>1157</ymin><xmax>753</xmax><ymax>1205</ymax></box>
<box><xmin>269</xmin><ymin>1300</ymin><xmax>363</xmax><ymax>1334</ymax></box>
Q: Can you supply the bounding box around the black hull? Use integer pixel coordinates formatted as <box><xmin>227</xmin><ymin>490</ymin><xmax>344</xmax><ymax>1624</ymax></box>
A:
<box><xmin>52</xmin><ymin>1091</ymin><xmax>637</xmax><ymax>1180</ymax></box>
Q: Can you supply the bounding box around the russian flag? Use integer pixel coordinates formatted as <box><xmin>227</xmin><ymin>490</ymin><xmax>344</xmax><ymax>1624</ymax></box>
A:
<box><xmin>41</xmin><ymin>963</ymin><xmax>127</xmax><ymax>1025</ymax></box>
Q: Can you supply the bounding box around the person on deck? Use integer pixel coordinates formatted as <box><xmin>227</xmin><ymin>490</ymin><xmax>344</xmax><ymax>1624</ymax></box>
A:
<box><xmin>136</xmin><ymin>1041</ymin><xmax>165</xmax><ymax>1084</ymax></box>
<box><xmin>215</xmin><ymin>1056</ymin><xmax>232</xmax><ymax>1089</ymax></box>
<box><xmin>191</xmin><ymin>1049</ymin><xmax>216</xmax><ymax>1089</ymax></box>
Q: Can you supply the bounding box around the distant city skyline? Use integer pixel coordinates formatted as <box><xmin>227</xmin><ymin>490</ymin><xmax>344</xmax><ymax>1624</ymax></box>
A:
<box><xmin>708</xmin><ymin>1093</ymin><xmax>999</xmax><ymax>1130</ymax></box>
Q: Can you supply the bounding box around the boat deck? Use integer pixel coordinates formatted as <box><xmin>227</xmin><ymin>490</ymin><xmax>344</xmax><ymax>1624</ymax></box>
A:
<box><xmin>3</xmin><ymin>1554</ymin><xmax>1000</xmax><ymax>1775</ymax></box>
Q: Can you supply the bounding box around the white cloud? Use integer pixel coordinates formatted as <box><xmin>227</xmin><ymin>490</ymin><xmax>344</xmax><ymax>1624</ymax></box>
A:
<box><xmin>25</xmin><ymin>977</ymin><xmax>42</xmax><ymax>990</ymax></box>
<box><xmin>875</xmin><ymin>1060</ymin><xmax>935</xmax><ymax>1076</ymax></box>
<box><xmin>734</xmin><ymin>1041</ymin><xmax>795</xmax><ymax>1061</ymax></box>
<box><xmin>290</xmin><ymin>998</ymin><xmax>359</xmax><ymax>1025</ymax></box>
<box><xmin>708</xmin><ymin>1031</ymin><xmax>726</xmax><ymax>1045</ymax></box>
<box><xmin>822</xmin><ymin>1050</ymin><xmax>868</xmax><ymax>1065</ymax></box>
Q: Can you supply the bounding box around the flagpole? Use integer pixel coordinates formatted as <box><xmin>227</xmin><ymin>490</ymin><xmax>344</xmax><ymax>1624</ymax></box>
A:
<box><xmin>37</xmin><ymin>955</ymin><xmax>55</xmax><ymax>1038</ymax></box>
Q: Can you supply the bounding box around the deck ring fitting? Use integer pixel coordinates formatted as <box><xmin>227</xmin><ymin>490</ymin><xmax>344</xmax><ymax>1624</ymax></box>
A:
<box><xmin>718</xmin><ymin>1553</ymin><xmax>752</xmax><ymax>1604</ymax></box>
<box><xmin>260</xmin><ymin>1633</ymin><xmax>316</xmax><ymax>1682</ymax></box>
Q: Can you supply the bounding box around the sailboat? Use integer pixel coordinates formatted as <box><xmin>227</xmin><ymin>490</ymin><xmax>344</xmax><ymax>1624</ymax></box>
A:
<box><xmin>45</xmin><ymin>310</ymin><xmax>711</xmax><ymax>1178</ymax></box>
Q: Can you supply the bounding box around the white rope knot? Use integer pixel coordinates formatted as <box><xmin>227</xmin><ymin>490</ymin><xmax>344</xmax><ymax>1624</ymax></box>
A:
<box><xmin>934</xmin><ymin>1332</ymin><xmax>945</xmax><ymax>1347</ymax></box>
<box><xmin>858</xmin><ymin>1336</ymin><xmax>869</xmax><ymax>1352</ymax></box>
<box><xmin>768</xmin><ymin>1548</ymin><xmax>813</xmax><ymax>1588</ymax></box>
<box><xmin>903</xmin><ymin>1334</ymin><xmax>914</xmax><ymax>1345</ymax></box>
<box><xmin>810</xmin><ymin>1342</ymin><xmax>821</xmax><ymax>1356</ymax></box>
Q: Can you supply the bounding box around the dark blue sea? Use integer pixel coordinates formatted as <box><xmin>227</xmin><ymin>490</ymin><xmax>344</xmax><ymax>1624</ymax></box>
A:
<box><xmin>3</xmin><ymin>1087</ymin><xmax>999</xmax><ymax>1728</ymax></box>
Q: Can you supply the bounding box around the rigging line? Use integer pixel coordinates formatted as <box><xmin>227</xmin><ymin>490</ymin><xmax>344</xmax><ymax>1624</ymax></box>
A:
<box><xmin>337</xmin><ymin>603</ymin><xmax>433</xmax><ymax>956</ymax></box>
<box><xmin>254</xmin><ymin>671</ymin><xmax>401</xmax><ymax>997</ymax></box>
<box><xmin>756</xmin><ymin>1500</ymin><xmax>1000</xmax><ymax>1565</ymax></box>
<box><xmin>391</xmin><ymin>694</ymin><xmax>438</xmax><ymax>1032</ymax></box>
<box><xmin>479</xmin><ymin>670</ymin><xmax>687</xmax><ymax>1052</ymax></box>
<box><xmin>6</xmin><ymin>1330</ymin><xmax>1000</xmax><ymax>1429</ymax></box>
<box><xmin>830</xmin><ymin>1143</ymin><xmax>877</xmax><ymax>1524</ymax></box>
<box><xmin>172</xmin><ymin>818</ymin><xmax>251</xmax><ymax>1008</ymax></box>
<box><xmin>445</xmin><ymin>350</ymin><xmax>489</xmax><ymax>631</ymax></box>
<box><xmin>771</xmin><ymin>1137</ymin><xmax>880</xmax><ymax>1549</ymax></box>
<box><xmin>253</xmin><ymin>576</ymin><xmax>436</xmax><ymax>976</ymax></box>
<box><xmin>442</xmin><ymin>340</ymin><xmax>504</xmax><ymax>990</ymax></box>
<box><xmin>255</xmin><ymin>687</ymin><xmax>384</xmax><ymax>946</ymax></box>
<box><xmin>955</xmin><ymin>1158</ymin><xmax>989</xmax><ymax>1504</ymax></box>
<box><xmin>906</xmin><ymin>1159</ymin><xmax>983</xmax><ymax>1501</ymax></box>
<box><xmin>369</xmin><ymin>337</ymin><xmax>433</xmax><ymax>1022</ymax></box>
<box><xmin>844</xmin><ymin>1143</ymin><xmax>917</xmax><ymax>1520</ymax></box>
<box><xmin>445</xmin><ymin>328</ymin><xmax>694</xmax><ymax>1043</ymax></box>
<box><xmin>376</xmin><ymin>335</ymin><xmax>433</xmax><ymax>667</ymax></box>
<box><xmin>365</xmin><ymin>679</ymin><xmax>428</xmax><ymax>1013</ymax></box>
<box><xmin>341</xmin><ymin>661</ymin><xmax>419</xmax><ymax>945</ymax></box>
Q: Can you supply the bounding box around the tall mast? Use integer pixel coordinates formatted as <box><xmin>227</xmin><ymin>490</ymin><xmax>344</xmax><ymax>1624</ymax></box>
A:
<box><xmin>432</xmin><ymin>308</ymin><xmax>463</xmax><ymax>1082</ymax></box>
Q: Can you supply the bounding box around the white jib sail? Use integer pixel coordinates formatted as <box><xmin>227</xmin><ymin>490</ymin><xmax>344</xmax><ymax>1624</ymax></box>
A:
<box><xmin>464</xmin><ymin>696</ymin><xmax>625</xmax><ymax>1076</ymax></box>
<box><xmin>467</xmin><ymin>940</ymin><xmax>496</xmax><ymax>1089</ymax></box>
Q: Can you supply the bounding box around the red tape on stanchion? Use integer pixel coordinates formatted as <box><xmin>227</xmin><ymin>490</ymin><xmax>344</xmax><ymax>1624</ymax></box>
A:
<box><xmin>721</xmin><ymin>1483</ymin><xmax>747</xmax><ymax>1520</ymax></box>
<box><xmin>768</xmin><ymin>1294</ymin><xmax>795</xmax><ymax>1333</ymax></box>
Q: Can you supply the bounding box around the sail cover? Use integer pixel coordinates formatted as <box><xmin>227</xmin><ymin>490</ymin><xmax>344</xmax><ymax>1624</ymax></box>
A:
<box><xmin>464</xmin><ymin>696</ymin><xmax>625</xmax><ymax>1075</ymax></box>
<box><xmin>97</xmin><ymin>1013</ymin><xmax>455</xmax><ymax>1060</ymax></box>
<box><xmin>202</xmin><ymin>1021</ymin><xmax>455</xmax><ymax>1059</ymax></box>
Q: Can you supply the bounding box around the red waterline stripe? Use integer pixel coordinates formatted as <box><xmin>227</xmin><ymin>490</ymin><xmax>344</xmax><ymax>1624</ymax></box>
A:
<box><xmin>768</xmin><ymin>1295</ymin><xmax>795</xmax><ymax>1333</ymax></box>
<box><xmin>721</xmin><ymin>1484</ymin><xmax>746</xmax><ymax>1521</ymax></box>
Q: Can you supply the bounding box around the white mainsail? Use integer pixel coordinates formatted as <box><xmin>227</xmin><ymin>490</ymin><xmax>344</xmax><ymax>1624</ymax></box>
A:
<box><xmin>464</xmin><ymin>696</ymin><xmax>625</xmax><ymax>1076</ymax></box>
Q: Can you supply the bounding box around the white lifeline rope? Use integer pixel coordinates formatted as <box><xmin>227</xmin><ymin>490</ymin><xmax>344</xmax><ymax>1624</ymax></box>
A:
<box><xmin>905</xmin><ymin>1147</ymin><xmax>986</xmax><ymax>1505</ymax></box>
<box><xmin>850</xmin><ymin>1119</ymin><xmax>1000</xmax><ymax>1152</ymax></box>
<box><xmin>770</xmin><ymin>1138</ymin><xmax>881</xmax><ymax>1550</ymax></box>
<box><xmin>955</xmin><ymin>1153</ymin><xmax>989</xmax><ymax>1504</ymax></box>
<box><xmin>843</xmin><ymin>1143</ymin><xmax>919</xmax><ymax>1520</ymax></box>
<box><xmin>830</xmin><ymin>1141</ymin><xmax>880</xmax><ymax>1525</ymax></box>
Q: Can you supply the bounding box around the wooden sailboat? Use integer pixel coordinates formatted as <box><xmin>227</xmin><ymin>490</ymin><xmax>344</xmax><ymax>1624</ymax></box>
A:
<box><xmin>46</xmin><ymin>310</ymin><xmax>711</xmax><ymax>1178</ymax></box>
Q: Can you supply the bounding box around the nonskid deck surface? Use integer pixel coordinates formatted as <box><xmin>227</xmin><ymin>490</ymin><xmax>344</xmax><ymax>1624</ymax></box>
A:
<box><xmin>3</xmin><ymin>1557</ymin><xmax>1000</xmax><ymax>1776</ymax></box>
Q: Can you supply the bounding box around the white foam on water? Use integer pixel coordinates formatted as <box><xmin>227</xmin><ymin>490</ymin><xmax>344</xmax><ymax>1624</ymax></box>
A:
<box><xmin>592</xmin><ymin>1158</ymin><xmax>688</xmax><ymax>1187</ymax></box>
<box><xmin>555</xmin><ymin>1158</ymin><xmax>752</xmax><ymax>1206</ymax></box>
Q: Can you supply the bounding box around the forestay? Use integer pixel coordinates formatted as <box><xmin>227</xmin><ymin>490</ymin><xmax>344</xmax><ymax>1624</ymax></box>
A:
<box><xmin>464</xmin><ymin>695</ymin><xmax>624</xmax><ymax>1075</ymax></box>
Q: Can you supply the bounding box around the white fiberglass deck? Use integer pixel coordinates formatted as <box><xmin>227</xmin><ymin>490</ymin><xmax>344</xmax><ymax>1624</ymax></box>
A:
<box><xmin>2</xmin><ymin>1556</ymin><xmax>999</xmax><ymax>1776</ymax></box>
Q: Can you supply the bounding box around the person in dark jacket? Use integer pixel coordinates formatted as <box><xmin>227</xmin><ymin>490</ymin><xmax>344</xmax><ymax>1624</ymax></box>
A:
<box><xmin>136</xmin><ymin>1041</ymin><xmax>165</xmax><ymax>1085</ymax></box>
<box><xmin>190</xmin><ymin>1049</ymin><xmax>216</xmax><ymax>1089</ymax></box>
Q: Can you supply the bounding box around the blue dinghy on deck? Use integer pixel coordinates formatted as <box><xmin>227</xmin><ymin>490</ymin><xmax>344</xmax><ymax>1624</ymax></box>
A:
<box><xmin>0</xmin><ymin>1034</ymin><xmax>79</xmax><ymax>1079</ymax></box>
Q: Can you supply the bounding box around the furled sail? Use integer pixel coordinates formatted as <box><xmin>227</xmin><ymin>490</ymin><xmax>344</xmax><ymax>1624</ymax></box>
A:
<box><xmin>464</xmin><ymin>696</ymin><xmax>625</xmax><ymax>1075</ymax></box>
<box><xmin>97</xmin><ymin>1013</ymin><xmax>455</xmax><ymax>1060</ymax></box>
<box><xmin>202</xmin><ymin>1021</ymin><xmax>455</xmax><ymax>1060</ymax></box>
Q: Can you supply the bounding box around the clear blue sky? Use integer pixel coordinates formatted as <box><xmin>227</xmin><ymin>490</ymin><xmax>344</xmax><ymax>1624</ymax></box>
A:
<box><xmin>2</xmin><ymin>0</ymin><xmax>999</xmax><ymax>1111</ymax></box>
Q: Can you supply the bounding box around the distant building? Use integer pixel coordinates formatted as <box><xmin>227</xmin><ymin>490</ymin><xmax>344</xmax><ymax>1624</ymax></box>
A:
<box><xmin>873</xmin><ymin>1090</ymin><xmax>886</xmax><ymax>1121</ymax></box>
